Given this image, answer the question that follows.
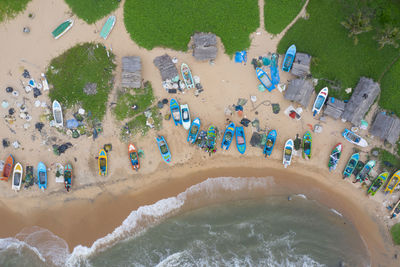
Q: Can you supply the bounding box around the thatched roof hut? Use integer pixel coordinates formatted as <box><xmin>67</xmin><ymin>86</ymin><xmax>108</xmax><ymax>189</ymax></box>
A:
<box><xmin>341</xmin><ymin>77</ymin><xmax>380</xmax><ymax>126</ymax></box>
<box><xmin>284</xmin><ymin>79</ymin><xmax>314</xmax><ymax>107</ymax></box>
<box><xmin>291</xmin><ymin>53</ymin><xmax>311</xmax><ymax>78</ymax></box>
<box><xmin>323</xmin><ymin>97</ymin><xmax>346</xmax><ymax>119</ymax></box>
<box><xmin>121</xmin><ymin>56</ymin><xmax>142</xmax><ymax>88</ymax></box>
<box><xmin>153</xmin><ymin>54</ymin><xmax>179</xmax><ymax>81</ymax></box>
<box><xmin>192</xmin><ymin>33</ymin><xmax>217</xmax><ymax>61</ymax></box>
<box><xmin>370</xmin><ymin>112</ymin><xmax>400</xmax><ymax>145</ymax></box>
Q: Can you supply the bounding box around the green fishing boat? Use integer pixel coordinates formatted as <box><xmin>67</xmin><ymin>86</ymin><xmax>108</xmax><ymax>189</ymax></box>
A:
<box><xmin>52</xmin><ymin>19</ymin><xmax>74</xmax><ymax>39</ymax></box>
<box><xmin>100</xmin><ymin>15</ymin><xmax>116</xmax><ymax>40</ymax></box>
<box><xmin>367</xmin><ymin>172</ymin><xmax>389</xmax><ymax>196</ymax></box>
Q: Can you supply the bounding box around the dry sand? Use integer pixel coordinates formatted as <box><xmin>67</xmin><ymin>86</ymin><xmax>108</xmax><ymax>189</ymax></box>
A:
<box><xmin>0</xmin><ymin>0</ymin><xmax>399</xmax><ymax>265</ymax></box>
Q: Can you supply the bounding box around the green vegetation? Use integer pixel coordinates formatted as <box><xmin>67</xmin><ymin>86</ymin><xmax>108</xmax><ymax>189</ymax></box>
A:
<box><xmin>377</xmin><ymin>148</ymin><xmax>400</xmax><ymax>170</ymax></box>
<box><xmin>264</xmin><ymin>0</ymin><xmax>305</xmax><ymax>35</ymax></box>
<box><xmin>391</xmin><ymin>223</ymin><xmax>400</xmax><ymax>245</ymax></box>
<box><xmin>124</xmin><ymin>0</ymin><xmax>259</xmax><ymax>55</ymax></box>
<box><xmin>380</xmin><ymin>59</ymin><xmax>400</xmax><ymax>116</ymax></box>
<box><xmin>277</xmin><ymin>0</ymin><xmax>400</xmax><ymax>100</ymax></box>
<box><xmin>64</xmin><ymin>0</ymin><xmax>120</xmax><ymax>24</ymax></box>
<box><xmin>0</xmin><ymin>0</ymin><xmax>31</xmax><ymax>23</ymax></box>
<box><xmin>47</xmin><ymin>43</ymin><xmax>116</xmax><ymax>121</ymax></box>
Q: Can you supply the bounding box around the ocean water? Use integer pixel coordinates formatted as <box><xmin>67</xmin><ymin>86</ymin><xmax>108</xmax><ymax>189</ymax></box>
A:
<box><xmin>0</xmin><ymin>177</ymin><xmax>369</xmax><ymax>267</ymax></box>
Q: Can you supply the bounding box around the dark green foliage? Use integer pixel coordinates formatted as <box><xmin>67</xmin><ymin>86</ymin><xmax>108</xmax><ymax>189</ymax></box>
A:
<box><xmin>380</xmin><ymin>58</ymin><xmax>400</xmax><ymax>117</ymax></box>
<box><xmin>123</xmin><ymin>0</ymin><xmax>259</xmax><ymax>55</ymax></box>
<box><xmin>64</xmin><ymin>0</ymin><xmax>120</xmax><ymax>24</ymax></box>
<box><xmin>264</xmin><ymin>0</ymin><xmax>306</xmax><ymax>34</ymax></box>
<box><xmin>378</xmin><ymin>149</ymin><xmax>400</xmax><ymax>169</ymax></box>
<box><xmin>46</xmin><ymin>43</ymin><xmax>116</xmax><ymax>121</ymax></box>
<box><xmin>0</xmin><ymin>0</ymin><xmax>31</xmax><ymax>22</ymax></box>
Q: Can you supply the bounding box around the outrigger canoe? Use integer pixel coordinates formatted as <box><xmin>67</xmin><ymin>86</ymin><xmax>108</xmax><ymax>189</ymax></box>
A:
<box><xmin>52</xmin><ymin>100</ymin><xmax>63</xmax><ymax>128</ymax></box>
<box><xmin>156</xmin><ymin>136</ymin><xmax>171</xmax><ymax>163</ymax></box>
<box><xmin>263</xmin><ymin>130</ymin><xmax>277</xmax><ymax>157</ymax></box>
<box><xmin>181</xmin><ymin>63</ymin><xmax>195</xmax><ymax>89</ymax></box>
<box><xmin>282</xmin><ymin>44</ymin><xmax>296</xmax><ymax>72</ymax></box>
<box><xmin>283</xmin><ymin>139</ymin><xmax>294</xmax><ymax>168</ymax></box>
<box><xmin>367</xmin><ymin>172</ymin><xmax>389</xmax><ymax>196</ymax></box>
<box><xmin>128</xmin><ymin>143</ymin><xmax>140</xmax><ymax>171</ymax></box>
<box><xmin>170</xmin><ymin>98</ymin><xmax>182</xmax><ymax>126</ymax></box>
<box><xmin>302</xmin><ymin>131</ymin><xmax>312</xmax><ymax>159</ymax></box>
<box><xmin>354</xmin><ymin>160</ymin><xmax>375</xmax><ymax>183</ymax></box>
<box><xmin>180</xmin><ymin>104</ymin><xmax>191</xmax><ymax>130</ymax></box>
<box><xmin>235</xmin><ymin>126</ymin><xmax>246</xmax><ymax>154</ymax></box>
<box><xmin>384</xmin><ymin>170</ymin><xmax>400</xmax><ymax>195</ymax></box>
<box><xmin>100</xmin><ymin>15</ymin><xmax>116</xmax><ymax>40</ymax></box>
<box><xmin>1</xmin><ymin>155</ymin><xmax>14</xmax><ymax>181</ymax></box>
<box><xmin>328</xmin><ymin>143</ymin><xmax>342</xmax><ymax>172</ymax></box>
<box><xmin>342</xmin><ymin>128</ymin><xmax>368</xmax><ymax>147</ymax></box>
<box><xmin>52</xmin><ymin>19</ymin><xmax>73</xmax><ymax>39</ymax></box>
<box><xmin>207</xmin><ymin>126</ymin><xmax>217</xmax><ymax>151</ymax></box>
<box><xmin>312</xmin><ymin>87</ymin><xmax>328</xmax><ymax>116</ymax></box>
<box><xmin>37</xmin><ymin>162</ymin><xmax>47</xmax><ymax>190</ymax></box>
<box><xmin>256</xmin><ymin>67</ymin><xmax>275</xmax><ymax>92</ymax></box>
<box><xmin>98</xmin><ymin>149</ymin><xmax>108</xmax><ymax>176</ymax></box>
<box><xmin>221</xmin><ymin>122</ymin><xmax>235</xmax><ymax>150</ymax></box>
<box><xmin>64</xmin><ymin>163</ymin><xmax>72</xmax><ymax>192</ymax></box>
<box><xmin>187</xmin><ymin>118</ymin><xmax>201</xmax><ymax>144</ymax></box>
<box><xmin>12</xmin><ymin>163</ymin><xmax>23</xmax><ymax>191</ymax></box>
<box><xmin>343</xmin><ymin>153</ymin><xmax>359</xmax><ymax>179</ymax></box>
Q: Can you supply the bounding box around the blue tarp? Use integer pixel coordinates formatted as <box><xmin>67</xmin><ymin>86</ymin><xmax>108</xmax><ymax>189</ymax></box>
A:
<box><xmin>235</xmin><ymin>51</ymin><xmax>247</xmax><ymax>63</ymax></box>
<box><xmin>66</xmin><ymin>119</ymin><xmax>80</xmax><ymax>129</ymax></box>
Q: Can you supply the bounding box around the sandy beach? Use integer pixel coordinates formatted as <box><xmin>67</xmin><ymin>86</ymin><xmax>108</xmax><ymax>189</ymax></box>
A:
<box><xmin>1</xmin><ymin>0</ymin><xmax>400</xmax><ymax>266</ymax></box>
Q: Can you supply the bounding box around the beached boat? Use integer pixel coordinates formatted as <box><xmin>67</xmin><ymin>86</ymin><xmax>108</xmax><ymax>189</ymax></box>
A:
<box><xmin>355</xmin><ymin>160</ymin><xmax>375</xmax><ymax>183</ymax></box>
<box><xmin>342</xmin><ymin>128</ymin><xmax>368</xmax><ymax>147</ymax></box>
<box><xmin>52</xmin><ymin>100</ymin><xmax>63</xmax><ymax>128</ymax></box>
<box><xmin>282</xmin><ymin>44</ymin><xmax>296</xmax><ymax>72</ymax></box>
<box><xmin>41</xmin><ymin>73</ymin><xmax>49</xmax><ymax>91</ymax></box>
<box><xmin>156</xmin><ymin>136</ymin><xmax>171</xmax><ymax>164</ymax></box>
<box><xmin>37</xmin><ymin>162</ymin><xmax>47</xmax><ymax>190</ymax></box>
<box><xmin>12</xmin><ymin>163</ymin><xmax>23</xmax><ymax>191</ymax></box>
<box><xmin>52</xmin><ymin>19</ymin><xmax>74</xmax><ymax>39</ymax></box>
<box><xmin>384</xmin><ymin>170</ymin><xmax>400</xmax><ymax>195</ymax></box>
<box><xmin>64</xmin><ymin>163</ymin><xmax>72</xmax><ymax>192</ymax></box>
<box><xmin>128</xmin><ymin>143</ymin><xmax>140</xmax><ymax>171</ymax></box>
<box><xmin>302</xmin><ymin>131</ymin><xmax>312</xmax><ymax>159</ymax></box>
<box><xmin>1</xmin><ymin>155</ymin><xmax>14</xmax><ymax>182</ymax></box>
<box><xmin>187</xmin><ymin>118</ymin><xmax>201</xmax><ymax>144</ymax></box>
<box><xmin>283</xmin><ymin>139</ymin><xmax>294</xmax><ymax>168</ymax></box>
<box><xmin>343</xmin><ymin>153</ymin><xmax>359</xmax><ymax>179</ymax></box>
<box><xmin>312</xmin><ymin>87</ymin><xmax>328</xmax><ymax>116</ymax></box>
<box><xmin>24</xmin><ymin>166</ymin><xmax>34</xmax><ymax>189</ymax></box>
<box><xmin>367</xmin><ymin>172</ymin><xmax>389</xmax><ymax>196</ymax></box>
<box><xmin>207</xmin><ymin>126</ymin><xmax>217</xmax><ymax>151</ymax></box>
<box><xmin>100</xmin><ymin>15</ymin><xmax>116</xmax><ymax>40</ymax></box>
<box><xmin>263</xmin><ymin>130</ymin><xmax>277</xmax><ymax>157</ymax></box>
<box><xmin>221</xmin><ymin>122</ymin><xmax>235</xmax><ymax>150</ymax></box>
<box><xmin>235</xmin><ymin>126</ymin><xmax>246</xmax><ymax>154</ymax></box>
<box><xmin>270</xmin><ymin>53</ymin><xmax>280</xmax><ymax>85</ymax></box>
<box><xmin>328</xmin><ymin>143</ymin><xmax>342</xmax><ymax>172</ymax></box>
<box><xmin>170</xmin><ymin>98</ymin><xmax>182</xmax><ymax>126</ymax></box>
<box><xmin>181</xmin><ymin>63</ymin><xmax>195</xmax><ymax>89</ymax></box>
<box><xmin>389</xmin><ymin>198</ymin><xmax>400</xmax><ymax>219</ymax></box>
<box><xmin>256</xmin><ymin>67</ymin><xmax>275</xmax><ymax>92</ymax></box>
<box><xmin>98</xmin><ymin>149</ymin><xmax>108</xmax><ymax>176</ymax></box>
<box><xmin>180</xmin><ymin>104</ymin><xmax>191</xmax><ymax>130</ymax></box>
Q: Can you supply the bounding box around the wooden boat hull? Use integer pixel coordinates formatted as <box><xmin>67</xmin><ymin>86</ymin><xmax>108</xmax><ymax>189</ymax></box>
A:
<box><xmin>156</xmin><ymin>136</ymin><xmax>171</xmax><ymax>163</ymax></box>
<box><xmin>312</xmin><ymin>87</ymin><xmax>328</xmax><ymax>116</ymax></box>
<box><xmin>180</xmin><ymin>104</ymin><xmax>191</xmax><ymax>130</ymax></box>
<box><xmin>64</xmin><ymin>163</ymin><xmax>73</xmax><ymax>191</ymax></box>
<box><xmin>170</xmin><ymin>98</ymin><xmax>182</xmax><ymax>126</ymax></box>
<box><xmin>98</xmin><ymin>149</ymin><xmax>108</xmax><ymax>176</ymax></box>
<box><xmin>282</xmin><ymin>44</ymin><xmax>296</xmax><ymax>72</ymax></box>
<box><xmin>128</xmin><ymin>143</ymin><xmax>140</xmax><ymax>171</ymax></box>
<box><xmin>355</xmin><ymin>160</ymin><xmax>375</xmax><ymax>183</ymax></box>
<box><xmin>384</xmin><ymin>170</ymin><xmax>400</xmax><ymax>194</ymax></box>
<box><xmin>343</xmin><ymin>153</ymin><xmax>359</xmax><ymax>178</ymax></box>
<box><xmin>328</xmin><ymin>143</ymin><xmax>342</xmax><ymax>172</ymax></box>
<box><xmin>283</xmin><ymin>139</ymin><xmax>294</xmax><ymax>168</ymax></box>
<box><xmin>302</xmin><ymin>131</ymin><xmax>312</xmax><ymax>159</ymax></box>
<box><xmin>37</xmin><ymin>162</ymin><xmax>47</xmax><ymax>189</ymax></box>
<box><xmin>235</xmin><ymin>126</ymin><xmax>246</xmax><ymax>154</ymax></box>
<box><xmin>221</xmin><ymin>122</ymin><xmax>235</xmax><ymax>150</ymax></box>
<box><xmin>181</xmin><ymin>63</ymin><xmax>195</xmax><ymax>89</ymax></box>
<box><xmin>1</xmin><ymin>155</ymin><xmax>14</xmax><ymax>181</ymax></box>
<box><xmin>187</xmin><ymin>118</ymin><xmax>201</xmax><ymax>144</ymax></box>
<box><xmin>367</xmin><ymin>172</ymin><xmax>388</xmax><ymax>196</ymax></box>
<box><xmin>52</xmin><ymin>100</ymin><xmax>63</xmax><ymax>127</ymax></box>
<box><xmin>342</xmin><ymin>128</ymin><xmax>368</xmax><ymax>147</ymax></box>
<box><xmin>12</xmin><ymin>163</ymin><xmax>23</xmax><ymax>191</ymax></box>
<box><xmin>256</xmin><ymin>67</ymin><xmax>275</xmax><ymax>92</ymax></box>
<box><xmin>52</xmin><ymin>19</ymin><xmax>74</xmax><ymax>39</ymax></box>
<box><xmin>263</xmin><ymin>130</ymin><xmax>277</xmax><ymax>157</ymax></box>
<box><xmin>100</xmin><ymin>15</ymin><xmax>116</xmax><ymax>40</ymax></box>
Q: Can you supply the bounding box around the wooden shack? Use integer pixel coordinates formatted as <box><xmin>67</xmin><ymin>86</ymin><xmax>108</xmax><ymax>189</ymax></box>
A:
<box><xmin>323</xmin><ymin>97</ymin><xmax>346</xmax><ymax>119</ymax></box>
<box><xmin>370</xmin><ymin>112</ymin><xmax>400</xmax><ymax>145</ymax></box>
<box><xmin>121</xmin><ymin>56</ymin><xmax>142</xmax><ymax>88</ymax></box>
<box><xmin>153</xmin><ymin>54</ymin><xmax>179</xmax><ymax>81</ymax></box>
<box><xmin>291</xmin><ymin>53</ymin><xmax>311</xmax><ymax>77</ymax></box>
<box><xmin>192</xmin><ymin>32</ymin><xmax>217</xmax><ymax>61</ymax></box>
<box><xmin>284</xmin><ymin>79</ymin><xmax>314</xmax><ymax>107</ymax></box>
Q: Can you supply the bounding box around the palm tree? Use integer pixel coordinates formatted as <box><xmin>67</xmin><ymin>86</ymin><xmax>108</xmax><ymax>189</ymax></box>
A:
<box><xmin>341</xmin><ymin>10</ymin><xmax>373</xmax><ymax>45</ymax></box>
<box><xmin>375</xmin><ymin>25</ymin><xmax>400</xmax><ymax>49</ymax></box>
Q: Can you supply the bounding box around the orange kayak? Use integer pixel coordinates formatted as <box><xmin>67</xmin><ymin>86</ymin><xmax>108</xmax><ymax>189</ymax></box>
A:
<box><xmin>1</xmin><ymin>155</ymin><xmax>14</xmax><ymax>181</ymax></box>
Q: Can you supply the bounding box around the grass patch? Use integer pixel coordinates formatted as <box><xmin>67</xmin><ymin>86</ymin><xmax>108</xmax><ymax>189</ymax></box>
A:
<box><xmin>0</xmin><ymin>0</ymin><xmax>31</xmax><ymax>23</ymax></box>
<box><xmin>376</xmin><ymin>148</ymin><xmax>400</xmax><ymax>170</ymax></box>
<box><xmin>264</xmin><ymin>0</ymin><xmax>306</xmax><ymax>35</ymax></box>
<box><xmin>47</xmin><ymin>43</ymin><xmax>116</xmax><ymax>121</ymax></box>
<box><xmin>124</xmin><ymin>0</ymin><xmax>259</xmax><ymax>55</ymax></box>
<box><xmin>379</xmin><ymin>58</ymin><xmax>400</xmax><ymax>117</ymax></box>
<box><xmin>277</xmin><ymin>0</ymin><xmax>399</xmax><ymax>100</ymax></box>
<box><xmin>64</xmin><ymin>0</ymin><xmax>120</xmax><ymax>24</ymax></box>
<box><xmin>391</xmin><ymin>223</ymin><xmax>400</xmax><ymax>245</ymax></box>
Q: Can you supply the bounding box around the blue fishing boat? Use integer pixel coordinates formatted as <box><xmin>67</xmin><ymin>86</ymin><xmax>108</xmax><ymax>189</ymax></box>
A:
<box><xmin>156</xmin><ymin>136</ymin><xmax>171</xmax><ymax>164</ymax></box>
<box><xmin>256</xmin><ymin>67</ymin><xmax>275</xmax><ymax>92</ymax></box>
<box><xmin>270</xmin><ymin>53</ymin><xmax>280</xmax><ymax>85</ymax></box>
<box><xmin>235</xmin><ymin>126</ymin><xmax>246</xmax><ymax>154</ymax></box>
<box><xmin>37</xmin><ymin>162</ymin><xmax>47</xmax><ymax>190</ymax></box>
<box><xmin>207</xmin><ymin>125</ymin><xmax>217</xmax><ymax>150</ymax></box>
<box><xmin>187</xmin><ymin>118</ymin><xmax>201</xmax><ymax>144</ymax></box>
<box><xmin>302</xmin><ymin>131</ymin><xmax>312</xmax><ymax>159</ymax></box>
<box><xmin>263</xmin><ymin>130</ymin><xmax>277</xmax><ymax>157</ymax></box>
<box><xmin>282</xmin><ymin>44</ymin><xmax>296</xmax><ymax>72</ymax></box>
<box><xmin>312</xmin><ymin>87</ymin><xmax>328</xmax><ymax>116</ymax></box>
<box><xmin>221</xmin><ymin>122</ymin><xmax>235</xmax><ymax>150</ymax></box>
<box><xmin>343</xmin><ymin>153</ymin><xmax>359</xmax><ymax>179</ymax></box>
<box><xmin>170</xmin><ymin>98</ymin><xmax>182</xmax><ymax>126</ymax></box>
<box><xmin>342</xmin><ymin>128</ymin><xmax>368</xmax><ymax>147</ymax></box>
<box><xmin>100</xmin><ymin>15</ymin><xmax>116</xmax><ymax>40</ymax></box>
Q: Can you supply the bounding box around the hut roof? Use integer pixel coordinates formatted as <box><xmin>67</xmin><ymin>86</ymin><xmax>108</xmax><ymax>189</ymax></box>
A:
<box><xmin>192</xmin><ymin>32</ymin><xmax>217</xmax><ymax>61</ymax></box>
<box><xmin>370</xmin><ymin>112</ymin><xmax>400</xmax><ymax>145</ymax></box>
<box><xmin>341</xmin><ymin>77</ymin><xmax>380</xmax><ymax>126</ymax></box>
<box><xmin>323</xmin><ymin>97</ymin><xmax>346</xmax><ymax>119</ymax></box>
<box><xmin>153</xmin><ymin>54</ymin><xmax>179</xmax><ymax>81</ymax></box>
<box><xmin>121</xmin><ymin>56</ymin><xmax>142</xmax><ymax>88</ymax></box>
<box><xmin>284</xmin><ymin>79</ymin><xmax>314</xmax><ymax>107</ymax></box>
<box><xmin>291</xmin><ymin>53</ymin><xmax>311</xmax><ymax>78</ymax></box>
